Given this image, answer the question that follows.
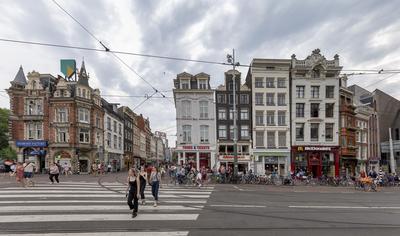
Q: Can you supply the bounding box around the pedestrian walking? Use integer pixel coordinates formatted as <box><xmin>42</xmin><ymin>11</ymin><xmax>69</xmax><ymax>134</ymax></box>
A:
<box><xmin>49</xmin><ymin>163</ymin><xmax>60</xmax><ymax>184</ymax></box>
<box><xmin>15</xmin><ymin>162</ymin><xmax>24</xmax><ymax>186</ymax></box>
<box><xmin>139</xmin><ymin>166</ymin><xmax>147</xmax><ymax>205</ymax></box>
<box><xmin>125</xmin><ymin>168</ymin><xmax>141</xmax><ymax>218</ymax></box>
<box><xmin>196</xmin><ymin>170</ymin><xmax>203</xmax><ymax>188</ymax></box>
<box><xmin>23</xmin><ymin>160</ymin><xmax>35</xmax><ymax>187</ymax></box>
<box><xmin>107</xmin><ymin>163</ymin><xmax>112</xmax><ymax>173</ymax></box>
<box><xmin>150</xmin><ymin>167</ymin><xmax>161</xmax><ymax>207</ymax></box>
<box><xmin>92</xmin><ymin>163</ymin><xmax>98</xmax><ymax>176</ymax></box>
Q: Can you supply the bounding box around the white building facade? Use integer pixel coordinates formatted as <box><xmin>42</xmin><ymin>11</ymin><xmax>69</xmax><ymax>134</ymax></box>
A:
<box><xmin>290</xmin><ymin>49</ymin><xmax>342</xmax><ymax>177</ymax></box>
<box><xmin>246</xmin><ymin>59</ymin><xmax>291</xmax><ymax>176</ymax></box>
<box><xmin>102</xmin><ymin>99</ymin><xmax>124</xmax><ymax>171</ymax></box>
<box><xmin>173</xmin><ymin>72</ymin><xmax>217</xmax><ymax>170</ymax></box>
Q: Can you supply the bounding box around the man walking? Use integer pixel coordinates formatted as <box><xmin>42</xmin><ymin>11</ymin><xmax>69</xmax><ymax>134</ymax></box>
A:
<box><xmin>49</xmin><ymin>163</ymin><xmax>60</xmax><ymax>184</ymax></box>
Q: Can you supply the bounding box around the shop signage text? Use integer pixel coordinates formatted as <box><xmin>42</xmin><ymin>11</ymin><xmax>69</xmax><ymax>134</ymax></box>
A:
<box><xmin>16</xmin><ymin>140</ymin><xmax>48</xmax><ymax>148</ymax></box>
<box><xmin>182</xmin><ymin>146</ymin><xmax>210</xmax><ymax>150</ymax></box>
<box><xmin>297</xmin><ymin>146</ymin><xmax>332</xmax><ymax>152</ymax></box>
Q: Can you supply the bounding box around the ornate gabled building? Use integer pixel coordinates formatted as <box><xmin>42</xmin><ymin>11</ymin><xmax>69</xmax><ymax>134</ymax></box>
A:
<box><xmin>290</xmin><ymin>49</ymin><xmax>342</xmax><ymax>177</ymax></box>
<box><xmin>7</xmin><ymin>61</ymin><xmax>104</xmax><ymax>173</ymax></box>
<box><xmin>7</xmin><ymin>67</ymin><xmax>56</xmax><ymax>172</ymax></box>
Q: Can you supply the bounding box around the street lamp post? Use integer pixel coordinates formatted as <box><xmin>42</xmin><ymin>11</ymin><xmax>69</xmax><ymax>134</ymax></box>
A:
<box><xmin>227</xmin><ymin>49</ymin><xmax>240</xmax><ymax>177</ymax></box>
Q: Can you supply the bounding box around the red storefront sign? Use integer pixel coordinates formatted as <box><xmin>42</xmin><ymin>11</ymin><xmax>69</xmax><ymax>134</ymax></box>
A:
<box><xmin>182</xmin><ymin>146</ymin><xmax>210</xmax><ymax>150</ymax></box>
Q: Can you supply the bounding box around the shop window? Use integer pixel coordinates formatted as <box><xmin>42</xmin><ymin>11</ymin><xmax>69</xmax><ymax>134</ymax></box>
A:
<box><xmin>219</xmin><ymin>145</ymin><xmax>226</xmax><ymax>154</ymax></box>
<box><xmin>227</xmin><ymin>145</ymin><xmax>234</xmax><ymax>154</ymax></box>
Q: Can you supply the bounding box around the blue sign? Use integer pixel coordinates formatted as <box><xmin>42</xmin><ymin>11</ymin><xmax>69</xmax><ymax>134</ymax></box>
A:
<box><xmin>16</xmin><ymin>140</ymin><xmax>48</xmax><ymax>148</ymax></box>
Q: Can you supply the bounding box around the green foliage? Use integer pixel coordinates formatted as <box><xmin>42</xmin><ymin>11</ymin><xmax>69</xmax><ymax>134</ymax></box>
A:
<box><xmin>0</xmin><ymin>108</ymin><xmax>10</xmax><ymax>149</ymax></box>
<box><xmin>0</xmin><ymin>146</ymin><xmax>17</xmax><ymax>160</ymax></box>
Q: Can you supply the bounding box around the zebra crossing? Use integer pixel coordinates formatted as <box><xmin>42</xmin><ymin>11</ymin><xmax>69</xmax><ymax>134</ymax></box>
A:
<box><xmin>0</xmin><ymin>180</ymin><xmax>214</xmax><ymax>235</ymax></box>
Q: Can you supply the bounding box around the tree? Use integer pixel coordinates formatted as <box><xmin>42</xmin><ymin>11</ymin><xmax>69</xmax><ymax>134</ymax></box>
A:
<box><xmin>0</xmin><ymin>147</ymin><xmax>17</xmax><ymax>160</ymax></box>
<box><xmin>0</xmin><ymin>108</ymin><xmax>9</xmax><ymax>150</ymax></box>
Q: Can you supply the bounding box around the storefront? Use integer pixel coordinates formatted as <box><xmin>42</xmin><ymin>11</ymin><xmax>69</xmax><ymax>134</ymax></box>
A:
<box><xmin>16</xmin><ymin>140</ymin><xmax>48</xmax><ymax>173</ymax></box>
<box><xmin>253</xmin><ymin>150</ymin><xmax>290</xmax><ymax>176</ymax></box>
<box><xmin>217</xmin><ymin>155</ymin><xmax>251</xmax><ymax>174</ymax></box>
<box><xmin>291</xmin><ymin>146</ymin><xmax>340</xmax><ymax>177</ymax></box>
<box><xmin>176</xmin><ymin>145</ymin><xmax>216</xmax><ymax>170</ymax></box>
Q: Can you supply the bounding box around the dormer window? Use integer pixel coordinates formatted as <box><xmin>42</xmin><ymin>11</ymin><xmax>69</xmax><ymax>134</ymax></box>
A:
<box><xmin>181</xmin><ymin>79</ymin><xmax>190</xmax><ymax>89</ymax></box>
<box><xmin>198</xmin><ymin>80</ymin><xmax>208</xmax><ymax>90</ymax></box>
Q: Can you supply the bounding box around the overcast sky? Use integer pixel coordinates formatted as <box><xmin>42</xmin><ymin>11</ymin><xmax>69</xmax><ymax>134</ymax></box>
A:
<box><xmin>1</xmin><ymin>0</ymin><xmax>400</xmax><ymax>147</ymax></box>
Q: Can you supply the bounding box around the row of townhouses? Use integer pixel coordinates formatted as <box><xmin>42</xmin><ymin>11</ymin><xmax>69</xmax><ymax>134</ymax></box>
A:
<box><xmin>6</xmin><ymin>60</ymin><xmax>168</xmax><ymax>173</ymax></box>
<box><xmin>173</xmin><ymin>49</ymin><xmax>400</xmax><ymax>177</ymax></box>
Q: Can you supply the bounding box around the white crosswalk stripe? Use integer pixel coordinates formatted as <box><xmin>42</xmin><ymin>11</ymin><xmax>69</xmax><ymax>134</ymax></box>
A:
<box><xmin>0</xmin><ymin>181</ymin><xmax>214</xmax><ymax>235</ymax></box>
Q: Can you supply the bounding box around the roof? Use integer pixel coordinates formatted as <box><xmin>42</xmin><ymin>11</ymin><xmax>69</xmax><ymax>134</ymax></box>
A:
<box><xmin>77</xmin><ymin>60</ymin><xmax>89</xmax><ymax>86</ymax></box>
<box><xmin>11</xmin><ymin>66</ymin><xmax>27</xmax><ymax>86</ymax></box>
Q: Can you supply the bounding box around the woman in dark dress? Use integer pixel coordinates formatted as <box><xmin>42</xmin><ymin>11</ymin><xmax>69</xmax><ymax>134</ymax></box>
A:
<box><xmin>125</xmin><ymin>168</ymin><xmax>141</xmax><ymax>218</ymax></box>
<box><xmin>139</xmin><ymin>166</ymin><xmax>147</xmax><ymax>205</ymax></box>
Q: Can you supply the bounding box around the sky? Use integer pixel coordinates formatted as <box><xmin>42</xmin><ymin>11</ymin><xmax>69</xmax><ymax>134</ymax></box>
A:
<box><xmin>1</xmin><ymin>0</ymin><xmax>400</xmax><ymax>147</ymax></box>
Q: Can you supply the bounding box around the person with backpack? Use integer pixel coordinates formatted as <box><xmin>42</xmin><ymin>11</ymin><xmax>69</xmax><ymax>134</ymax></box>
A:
<box><xmin>150</xmin><ymin>167</ymin><xmax>161</xmax><ymax>207</ymax></box>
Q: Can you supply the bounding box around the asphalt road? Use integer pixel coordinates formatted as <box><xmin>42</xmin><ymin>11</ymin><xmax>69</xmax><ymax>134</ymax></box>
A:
<box><xmin>0</xmin><ymin>174</ymin><xmax>400</xmax><ymax>236</ymax></box>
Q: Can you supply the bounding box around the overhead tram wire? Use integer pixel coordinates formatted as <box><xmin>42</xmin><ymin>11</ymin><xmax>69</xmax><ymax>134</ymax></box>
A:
<box><xmin>132</xmin><ymin>91</ymin><xmax>158</xmax><ymax>111</ymax></box>
<box><xmin>51</xmin><ymin>0</ymin><xmax>170</xmax><ymax>105</ymax></box>
<box><xmin>363</xmin><ymin>73</ymin><xmax>398</xmax><ymax>89</ymax></box>
<box><xmin>2</xmin><ymin>37</ymin><xmax>400</xmax><ymax>75</ymax></box>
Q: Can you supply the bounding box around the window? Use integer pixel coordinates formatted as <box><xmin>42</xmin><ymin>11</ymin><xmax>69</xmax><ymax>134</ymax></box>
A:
<box><xmin>119</xmin><ymin>124</ymin><xmax>122</xmax><ymax>135</ymax></box>
<box><xmin>323</xmin><ymin>123</ymin><xmax>334</xmax><ymax>142</ymax></box>
<box><xmin>56</xmin><ymin>128</ymin><xmax>68</xmax><ymax>143</ymax></box>
<box><xmin>296</xmin><ymin>123</ymin><xmax>304</xmax><ymax>141</ymax></box>
<box><xmin>278</xmin><ymin>111</ymin><xmax>286</xmax><ymax>126</ymax></box>
<box><xmin>326</xmin><ymin>103</ymin><xmax>334</xmax><ymax>118</ymax></box>
<box><xmin>107</xmin><ymin>117</ymin><xmax>111</xmax><ymax>130</ymax></box>
<box><xmin>107</xmin><ymin>132</ymin><xmax>111</xmax><ymax>147</ymax></box>
<box><xmin>311</xmin><ymin>86</ymin><xmax>320</xmax><ymax>98</ymax></box>
<box><xmin>266</xmin><ymin>93</ymin><xmax>274</xmax><ymax>106</ymax></box>
<box><xmin>182</xmin><ymin>125</ymin><xmax>192</xmax><ymax>143</ymax></box>
<box><xmin>113</xmin><ymin>121</ymin><xmax>117</xmax><ymax>132</ymax></box>
<box><xmin>266</xmin><ymin>77</ymin><xmax>274</xmax><ymax>88</ymax></box>
<box><xmin>228</xmin><ymin>81</ymin><xmax>234</xmax><ymax>91</ymax></box>
<box><xmin>182</xmin><ymin>100</ymin><xmax>191</xmax><ymax>118</ymax></box>
<box><xmin>277</xmin><ymin>78</ymin><xmax>286</xmax><ymax>88</ymax></box>
<box><xmin>267</xmin><ymin>131</ymin><xmax>275</xmax><ymax>148</ymax></box>
<box><xmin>96</xmin><ymin>115</ymin><xmax>100</xmax><ymax>128</ymax></box>
<box><xmin>113</xmin><ymin>135</ymin><xmax>117</xmax><ymax>149</ymax></box>
<box><xmin>255</xmin><ymin>77</ymin><xmax>263</xmax><ymax>88</ymax></box>
<box><xmin>229</xmin><ymin>109</ymin><xmax>235</xmax><ymax>120</ymax></box>
<box><xmin>267</xmin><ymin>111</ymin><xmax>275</xmax><ymax>126</ymax></box>
<box><xmin>181</xmin><ymin>80</ymin><xmax>189</xmax><ymax>89</ymax></box>
<box><xmin>199</xmin><ymin>101</ymin><xmax>208</xmax><ymax>119</ymax></box>
<box><xmin>79</xmin><ymin>128</ymin><xmax>90</xmax><ymax>143</ymax></box>
<box><xmin>199</xmin><ymin>80</ymin><xmax>207</xmax><ymax>89</ymax></box>
<box><xmin>218</xmin><ymin>125</ymin><xmax>227</xmax><ymax>138</ymax></box>
<box><xmin>200</xmin><ymin>125</ymin><xmax>209</xmax><ymax>143</ymax></box>
<box><xmin>256</xmin><ymin>131</ymin><xmax>264</xmax><ymax>147</ymax></box>
<box><xmin>229</xmin><ymin>94</ymin><xmax>234</xmax><ymax>104</ymax></box>
<box><xmin>326</xmin><ymin>86</ymin><xmax>335</xmax><ymax>98</ymax></box>
<box><xmin>229</xmin><ymin>125</ymin><xmax>235</xmax><ymax>140</ymax></box>
<box><xmin>278</xmin><ymin>131</ymin><xmax>286</xmax><ymax>147</ymax></box>
<box><xmin>26</xmin><ymin>99</ymin><xmax>43</xmax><ymax>115</ymax></box>
<box><xmin>256</xmin><ymin>111</ymin><xmax>264</xmax><ymax>126</ymax></box>
<box><xmin>255</xmin><ymin>93</ymin><xmax>263</xmax><ymax>105</ymax></box>
<box><xmin>241</xmin><ymin>125</ymin><xmax>249</xmax><ymax>138</ymax></box>
<box><xmin>78</xmin><ymin>108</ymin><xmax>89</xmax><ymax>123</ymax></box>
<box><xmin>26</xmin><ymin>123</ymin><xmax>42</xmax><ymax>139</ymax></box>
<box><xmin>82</xmin><ymin>89</ymin><xmax>86</xmax><ymax>98</ymax></box>
<box><xmin>310</xmin><ymin>123</ymin><xmax>319</xmax><ymax>141</ymax></box>
<box><xmin>240</xmin><ymin>94</ymin><xmax>249</xmax><ymax>104</ymax></box>
<box><xmin>296</xmin><ymin>86</ymin><xmax>305</xmax><ymax>98</ymax></box>
<box><xmin>277</xmin><ymin>93</ymin><xmax>286</xmax><ymax>106</ymax></box>
<box><xmin>78</xmin><ymin>88</ymin><xmax>81</xmax><ymax>97</ymax></box>
<box><xmin>96</xmin><ymin>132</ymin><xmax>101</xmax><ymax>145</ymax></box>
<box><xmin>217</xmin><ymin>94</ymin><xmax>226</xmax><ymax>104</ymax></box>
<box><xmin>296</xmin><ymin>103</ymin><xmax>305</xmax><ymax>117</ymax></box>
<box><xmin>218</xmin><ymin>108</ymin><xmax>226</xmax><ymax>120</ymax></box>
<box><xmin>311</xmin><ymin>103</ymin><xmax>319</xmax><ymax>117</ymax></box>
<box><xmin>240</xmin><ymin>108</ymin><xmax>248</xmax><ymax>120</ymax></box>
<box><xmin>56</xmin><ymin>107</ymin><xmax>68</xmax><ymax>122</ymax></box>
